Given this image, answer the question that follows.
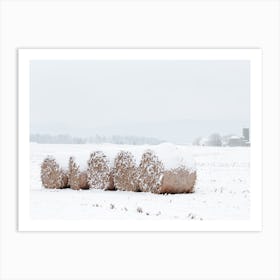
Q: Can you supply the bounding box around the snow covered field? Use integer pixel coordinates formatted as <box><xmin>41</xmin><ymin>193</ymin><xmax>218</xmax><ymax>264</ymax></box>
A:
<box><xmin>30</xmin><ymin>143</ymin><xmax>250</xmax><ymax>220</ymax></box>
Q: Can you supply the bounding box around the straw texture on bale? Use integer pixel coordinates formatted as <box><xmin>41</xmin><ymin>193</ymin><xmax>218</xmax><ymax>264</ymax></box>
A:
<box><xmin>113</xmin><ymin>151</ymin><xmax>139</xmax><ymax>192</ymax></box>
<box><xmin>138</xmin><ymin>150</ymin><xmax>197</xmax><ymax>194</ymax></box>
<box><xmin>41</xmin><ymin>156</ymin><xmax>68</xmax><ymax>189</ymax></box>
<box><xmin>160</xmin><ymin>167</ymin><xmax>196</xmax><ymax>194</ymax></box>
<box><xmin>138</xmin><ymin>150</ymin><xmax>164</xmax><ymax>193</ymax></box>
<box><xmin>87</xmin><ymin>151</ymin><xmax>114</xmax><ymax>190</ymax></box>
<box><xmin>68</xmin><ymin>157</ymin><xmax>89</xmax><ymax>190</ymax></box>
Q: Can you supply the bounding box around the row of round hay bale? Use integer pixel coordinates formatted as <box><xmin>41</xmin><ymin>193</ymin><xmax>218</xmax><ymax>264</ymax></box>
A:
<box><xmin>40</xmin><ymin>156</ymin><xmax>68</xmax><ymax>189</ymax></box>
<box><xmin>41</xmin><ymin>143</ymin><xmax>197</xmax><ymax>193</ymax></box>
<box><xmin>68</xmin><ymin>157</ymin><xmax>89</xmax><ymax>190</ymax></box>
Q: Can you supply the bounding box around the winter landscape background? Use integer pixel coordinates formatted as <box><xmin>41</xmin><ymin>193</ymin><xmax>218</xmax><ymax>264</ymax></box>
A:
<box><xmin>30</xmin><ymin>143</ymin><xmax>250</xmax><ymax>220</ymax></box>
<box><xmin>29</xmin><ymin>59</ymin><xmax>250</xmax><ymax>220</ymax></box>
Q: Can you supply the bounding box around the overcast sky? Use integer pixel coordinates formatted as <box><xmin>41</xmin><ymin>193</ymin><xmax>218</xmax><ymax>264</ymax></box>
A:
<box><xmin>30</xmin><ymin>60</ymin><xmax>250</xmax><ymax>142</ymax></box>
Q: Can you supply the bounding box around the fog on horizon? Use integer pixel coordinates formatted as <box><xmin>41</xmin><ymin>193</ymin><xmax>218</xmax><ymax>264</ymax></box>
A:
<box><xmin>30</xmin><ymin>59</ymin><xmax>250</xmax><ymax>143</ymax></box>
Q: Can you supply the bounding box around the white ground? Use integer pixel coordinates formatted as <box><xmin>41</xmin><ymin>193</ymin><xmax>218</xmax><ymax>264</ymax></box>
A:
<box><xmin>30</xmin><ymin>143</ymin><xmax>250</xmax><ymax>220</ymax></box>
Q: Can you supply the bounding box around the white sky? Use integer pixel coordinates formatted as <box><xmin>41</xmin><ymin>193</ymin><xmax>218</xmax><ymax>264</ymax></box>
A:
<box><xmin>30</xmin><ymin>60</ymin><xmax>250</xmax><ymax>142</ymax></box>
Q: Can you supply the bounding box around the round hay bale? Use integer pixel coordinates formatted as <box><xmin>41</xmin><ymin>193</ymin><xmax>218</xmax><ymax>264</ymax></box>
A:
<box><xmin>138</xmin><ymin>150</ymin><xmax>164</xmax><ymax>193</ymax></box>
<box><xmin>68</xmin><ymin>157</ymin><xmax>79</xmax><ymax>190</ymax></box>
<box><xmin>160</xmin><ymin>167</ymin><xmax>197</xmax><ymax>194</ymax></box>
<box><xmin>87</xmin><ymin>151</ymin><xmax>114</xmax><ymax>190</ymax></box>
<box><xmin>79</xmin><ymin>171</ymin><xmax>89</xmax><ymax>190</ymax></box>
<box><xmin>151</xmin><ymin>143</ymin><xmax>197</xmax><ymax>194</ymax></box>
<box><xmin>113</xmin><ymin>151</ymin><xmax>139</xmax><ymax>192</ymax></box>
<box><xmin>138</xmin><ymin>144</ymin><xmax>197</xmax><ymax>194</ymax></box>
<box><xmin>68</xmin><ymin>157</ymin><xmax>89</xmax><ymax>190</ymax></box>
<box><xmin>108</xmin><ymin>170</ymin><xmax>115</xmax><ymax>190</ymax></box>
<box><xmin>40</xmin><ymin>156</ymin><xmax>68</xmax><ymax>189</ymax></box>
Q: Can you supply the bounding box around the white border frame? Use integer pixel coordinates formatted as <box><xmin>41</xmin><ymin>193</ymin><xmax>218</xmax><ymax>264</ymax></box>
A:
<box><xmin>18</xmin><ymin>48</ymin><xmax>262</xmax><ymax>231</ymax></box>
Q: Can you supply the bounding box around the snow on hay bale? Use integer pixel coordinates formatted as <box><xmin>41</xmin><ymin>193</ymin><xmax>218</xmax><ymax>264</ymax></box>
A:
<box><xmin>113</xmin><ymin>150</ymin><xmax>139</xmax><ymax>192</ymax></box>
<box><xmin>87</xmin><ymin>151</ymin><xmax>114</xmax><ymax>190</ymax></box>
<box><xmin>138</xmin><ymin>143</ymin><xmax>197</xmax><ymax>194</ymax></box>
<box><xmin>138</xmin><ymin>150</ymin><xmax>164</xmax><ymax>193</ymax></box>
<box><xmin>68</xmin><ymin>157</ymin><xmax>89</xmax><ymax>190</ymax></box>
<box><xmin>41</xmin><ymin>156</ymin><xmax>68</xmax><ymax>189</ymax></box>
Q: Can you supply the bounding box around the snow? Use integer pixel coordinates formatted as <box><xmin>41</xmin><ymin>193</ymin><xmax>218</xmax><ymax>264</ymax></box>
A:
<box><xmin>38</xmin><ymin>142</ymin><xmax>196</xmax><ymax>172</ymax></box>
<box><xmin>151</xmin><ymin>143</ymin><xmax>195</xmax><ymax>171</ymax></box>
<box><xmin>230</xmin><ymin>135</ymin><xmax>241</xmax><ymax>140</ymax></box>
<box><xmin>30</xmin><ymin>144</ymin><xmax>250</xmax><ymax>220</ymax></box>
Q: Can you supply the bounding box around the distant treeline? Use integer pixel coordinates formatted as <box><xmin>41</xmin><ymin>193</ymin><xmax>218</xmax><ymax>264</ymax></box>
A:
<box><xmin>30</xmin><ymin>134</ymin><xmax>164</xmax><ymax>145</ymax></box>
